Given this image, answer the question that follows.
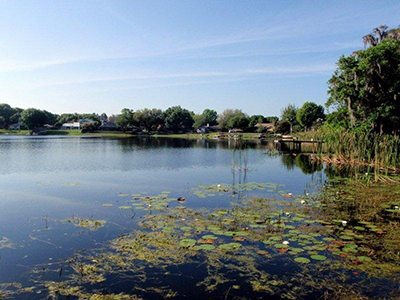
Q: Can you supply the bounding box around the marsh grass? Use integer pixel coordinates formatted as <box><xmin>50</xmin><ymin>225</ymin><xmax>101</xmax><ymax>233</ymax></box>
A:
<box><xmin>297</xmin><ymin>127</ymin><xmax>400</xmax><ymax>172</ymax></box>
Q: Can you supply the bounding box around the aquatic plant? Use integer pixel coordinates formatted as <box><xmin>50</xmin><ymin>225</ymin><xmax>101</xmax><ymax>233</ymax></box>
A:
<box><xmin>66</xmin><ymin>217</ymin><xmax>106</xmax><ymax>231</ymax></box>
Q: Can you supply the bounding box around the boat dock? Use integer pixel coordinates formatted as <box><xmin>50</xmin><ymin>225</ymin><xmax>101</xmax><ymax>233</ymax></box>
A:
<box><xmin>274</xmin><ymin>137</ymin><xmax>324</xmax><ymax>153</ymax></box>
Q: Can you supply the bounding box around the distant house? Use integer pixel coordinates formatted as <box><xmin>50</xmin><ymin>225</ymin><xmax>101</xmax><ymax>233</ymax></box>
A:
<box><xmin>8</xmin><ymin>122</ymin><xmax>21</xmax><ymax>130</ymax></box>
<box><xmin>79</xmin><ymin>118</ymin><xmax>97</xmax><ymax>127</ymax></box>
<box><xmin>196</xmin><ymin>126</ymin><xmax>209</xmax><ymax>134</ymax></box>
<box><xmin>61</xmin><ymin>119</ymin><xmax>97</xmax><ymax>130</ymax></box>
<box><xmin>228</xmin><ymin>128</ymin><xmax>243</xmax><ymax>133</ymax></box>
<box><xmin>255</xmin><ymin>122</ymin><xmax>275</xmax><ymax>133</ymax></box>
<box><xmin>196</xmin><ymin>125</ymin><xmax>218</xmax><ymax>134</ymax></box>
<box><xmin>61</xmin><ymin>122</ymin><xmax>80</xmax><ymax>130</ymax></box>
<box><xmin>99</xmin><ymin>120</ymin><xmax>117</xmax><ymax>131</ymax></box>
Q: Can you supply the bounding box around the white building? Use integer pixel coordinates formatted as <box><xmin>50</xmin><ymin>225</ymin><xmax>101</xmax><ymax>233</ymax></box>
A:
<box><xmin>61</xmin><ymin>122</ymin><xmax>81</xmax><ymax>130</ymax></box>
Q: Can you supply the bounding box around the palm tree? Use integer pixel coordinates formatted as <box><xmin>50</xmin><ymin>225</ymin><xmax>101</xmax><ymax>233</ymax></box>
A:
<box><xmin>363</xmin><ymin>25</ymin><xmax>400</xmax><ymax>48</ymax></box>
<box><xmin>363</xmin><ymin>34</ymin><xmax>377</xmax><ymax>48</ymax></box>
<box><xmin>373</xmin><ymin>25</ymin><xmax>388</xmax><ymax>43</ymax></box>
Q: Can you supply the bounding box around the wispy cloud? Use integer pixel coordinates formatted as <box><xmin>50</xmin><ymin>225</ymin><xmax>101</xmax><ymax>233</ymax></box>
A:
<box><xmin>26</xmin><ymin>63</ymin><xmax>334</xmax><ymax>89</ymax></box>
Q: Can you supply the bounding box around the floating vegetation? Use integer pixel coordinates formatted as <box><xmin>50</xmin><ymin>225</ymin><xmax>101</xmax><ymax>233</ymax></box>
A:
<box><xmin>3</xmin><ymin>177</ymin><xmax>400</xmax><ymax>299</ymax></box>
<box><xmin>294</xmin><ymin>257</ymin><xmax>310</xmax><ymax>264</ymax></box>
<box><xmin>125</xmin><ymin>192</ymin><xmax>177</xmax><ymax>211</ymax></box>
<box><xmin>192</xmin><ymin>182</ymin><xmax>267</xmax><ymax>198</ymax></box>
<box><xmin>45</xmin><ymin>281</ymin><xmax>139</xmax><ymax>299</ymax></box>
<box><xmin>67</xmin><ymin>217</ymin><xmax>106</xmax><ymax>231</ymax></box>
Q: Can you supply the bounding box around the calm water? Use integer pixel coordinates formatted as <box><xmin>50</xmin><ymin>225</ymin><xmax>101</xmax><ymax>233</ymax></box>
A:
<box><xmin>0</xmin><ymin>136</ymin><xmax>396</xmax><ymax>299</ymax></box>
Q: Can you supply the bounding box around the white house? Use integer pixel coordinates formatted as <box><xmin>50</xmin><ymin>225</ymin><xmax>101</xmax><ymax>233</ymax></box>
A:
<box><xmin>61</xmin><ymin>118</ymin><xmax>97</xmax><ymax>130</ymax></box>
<box><xmin>61</xmin><ymin>122</ymin><xmax>80</xmax><ymax>130</ymax></box>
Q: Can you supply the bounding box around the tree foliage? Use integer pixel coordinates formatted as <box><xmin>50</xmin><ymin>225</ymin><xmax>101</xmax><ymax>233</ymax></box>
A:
<box><xmin>133</xmin><ymin>108</ymin><xmax>164</xmax><ymax>132</ymax></box>
<box><xmin>218</xmin><ymin>109</ymin><xmax>249</xmax><ymax>131</ymax></box>
<box><xmin>20</xmin><ymin>108</ymin><xmax>48</xmax><ymax>130</ymax></box>
<box><xmin>296</xmin><ymin>102</ymin><xmax>325</xmax><ymax>130</ymax></box>
<box><xmin>193</xmin><ymin>109</ymin><xmax>218</xmax><ymax>129</ymax></box>
<box><xmin>163</xmin><ymin>106</ymin><xmax>194</xmax><ymax>132</ymax></box>
<box><xmin>248</xmin><ymin>115</ymin><xmax>265</xmax><ymax>128</ymax></box>
<box><xmin>0</xmin><ymin>104</ymin><xmax>22</xmax><ymax>128</ymax></box>
<box><xmin>116</xmin><ymin>108</ymin><xmax>134</xmax><ymax>130</ymax></box>
<box><xmin>327</xmin><ymin>34</ymin><xmax>400</xmax><ymax>133</ymax></box>
<box><xmin>280</xmin><ymin>104</ymin><xmax>298</xmax><ymax>133</ymax></box>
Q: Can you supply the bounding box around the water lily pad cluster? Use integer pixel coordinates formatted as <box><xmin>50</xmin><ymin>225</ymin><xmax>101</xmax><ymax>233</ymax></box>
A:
<box><xmin>192</xmin><ymin>182</ymin><xmax>267</xmax><ymax>198</ymax></box>
<box><xmin>6</xmin><ymin>178</ymin><xmax>400</xmax><ymax>299</ymax></box>
<box><xmin>66</xmin><ymin>217</ymin><xmax>106</xmax><ymax>231</ymax></box>
<box><xmin>117</xmin><ymin>192</ymin><xmax>177</xmax><ymax>211</ymax></box>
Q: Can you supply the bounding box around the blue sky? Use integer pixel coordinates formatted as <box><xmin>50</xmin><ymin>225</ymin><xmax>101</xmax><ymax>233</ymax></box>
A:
<box><xmin>0</xmin><ymin>0</ymin><xmax>398</xmax><ymax>116</ymax></box>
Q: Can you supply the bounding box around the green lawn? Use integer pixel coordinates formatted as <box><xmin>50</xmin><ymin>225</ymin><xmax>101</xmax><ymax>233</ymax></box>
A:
<box><xmin>0</xmin><ymin>129</ymin><xmax>30</xmax><ymax>135</ymax></box>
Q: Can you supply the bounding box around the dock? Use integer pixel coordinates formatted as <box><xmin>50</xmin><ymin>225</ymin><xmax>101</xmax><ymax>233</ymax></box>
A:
<box><xmin>274</xmin><ymin>137</ymin><xmax>324</xmax><ymax>153</ymax></box>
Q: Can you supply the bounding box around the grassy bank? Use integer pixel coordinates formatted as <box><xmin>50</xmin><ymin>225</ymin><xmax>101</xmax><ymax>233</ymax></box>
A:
<box><xmin>0</xmin><ymin>129</ymin><xmax>30</xmax><ymax>135</ymax></box>
<box><xmin>0</xmin><ymin>129</ymin><xmax>136</xmax><ymax>138</ymax></box>
<box><xmin>1</xmin><ymin>130</ymin><xmax>267</xmax><ymax>140</ymax></box>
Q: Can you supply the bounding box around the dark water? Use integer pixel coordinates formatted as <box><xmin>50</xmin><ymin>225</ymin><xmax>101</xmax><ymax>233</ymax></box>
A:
<box><xmin>0</xmin><ymin>136</ymin><xmax>396</xmax><ymax>299</ymax></box>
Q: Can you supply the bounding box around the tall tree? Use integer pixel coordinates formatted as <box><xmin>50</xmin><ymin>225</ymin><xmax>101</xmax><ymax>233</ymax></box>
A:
<box><xmin>296</xmin><ymin>102</ymin><xmax>325</xmax><ymax>130</ymax></box>
<box><xmin>327</xmin><ymin>37</ymin><xmax>400</xmax><ymax>133</ymax></box>
<box><xmin>134</xmin><ymin>108</ymin><xmax>164</xmax><ymax>131</ymax></box>
<box><xmin>193</xmin><ymin>109</ymin><xmax>218</xmax><ymax>129</ymax></box>
<box><xmin>116</xmin><ymin>108</ymin><xmax>134</xmax><ymax>131</ymax></box>
<box><xmin>163</xmin><ymin>106</ymin><xmax>194</xmax><ymax>132</ymax></box>
<box><xmin>218</xmin><ymin>109</ymin><xmax>249</xmax><ymax>131</ymax></box>
<box><xmin>20</xmin><ymin>108</ymin><xmax>47</xmax><ymax>131</ymax></box>
<box><xmin>281</xmin><ymin>104</ymin><xmax>298</xmax><ymax>134</ymax></box>
<box><xmin>0</xmin><ymin>103</ymin><xmax>19</xmax><ymax>128</ymax></box>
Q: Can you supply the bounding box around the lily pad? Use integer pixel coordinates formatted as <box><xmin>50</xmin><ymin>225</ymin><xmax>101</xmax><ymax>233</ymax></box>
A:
<box><xmin>294</xmin><ymin>257</ymin><xmax>310</xmax><ymax>264</ymax></box>
<box><xmin>179</xmin><ymin>239</ymin><xmax>197</xmax><ymax>248</ymax></box>
<box><xmin>194</xmin><ymin>244</ymin><xmax>215</xmax><ymax>251</ymax></box>
<box><xmin>310</xmin><ymin>255</ymin><xmax>327</xmax><ymax>261</ymax></box>
<box><xmin>357</xmin><ymin>256</ymin><xmax>372</xmax><ymax>262</ymax></box>
<box><xmin>218</xmin><ymin>242</ymin><xmax>241</xmax><ymax>251</ymax></box>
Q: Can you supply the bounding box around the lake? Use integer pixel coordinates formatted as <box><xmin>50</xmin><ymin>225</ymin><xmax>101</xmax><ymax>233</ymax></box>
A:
<box><xmin>0</xmin><ymin>136</ymin><xmax>398</xmax><ymax>299</ymax></box>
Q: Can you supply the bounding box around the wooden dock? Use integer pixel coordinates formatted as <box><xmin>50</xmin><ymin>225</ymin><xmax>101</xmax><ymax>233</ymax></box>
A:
<box><xmin>274</xmin><ymin>139</ymin><xmax>324</xmax><ymax>153</ymax></box>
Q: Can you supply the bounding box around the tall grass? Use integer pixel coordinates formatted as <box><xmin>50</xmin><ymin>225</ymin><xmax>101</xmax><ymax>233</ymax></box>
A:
<box><xmin>297</xmin><ymin>126</ymin><xmax>400</xmax><ymax>172</ymax></box>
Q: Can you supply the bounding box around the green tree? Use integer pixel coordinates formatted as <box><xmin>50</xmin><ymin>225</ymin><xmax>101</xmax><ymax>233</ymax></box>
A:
<box><xmin>163</xmin><ymin>106</ymin><xmax>194</xmax><ymax>132</ymax></box>
<box><xmin>296</xmin><ymin>102</ymin><xmax>325</xmax><ymax>130</ymax></box>
<box><xmin>218</xmin><ymin>109</ymin><xmax>249</xmax><ymax>131</ymax></box>
<box><xmin>0</xmin><ymin>103</ymin><xmax>20</xmax><ymax>128</ymax></box>
<box><xmin>134</xmin><ymin>108</ymin><xmax>164</xmax><ymax>132</ymax></box>
<box><xmin>193</xmin><ymin>109</ymin><xmax>218</xmax><ymax>129</ymax></box>
<box><xmin>275</xmin><ymin>121</ymin><xmax>291</xmax><ymax>134</ymax></box>
<box><xmin>281</xmin><ymin>104</ymin><xmax>298</xmax><ymax>134</ymax></box>
<box><xmin>327</xmin><ymin>36</ymin><xmax>400</xmax><ymax>133</ymax></box>
<box><xmin>116</xmin><ymin>108</ymin><xmax>134</xmax><ymax>131</ymax></box>
<box><xmin>56</xmin><ymin>113</ymin><xmax>78</xmax><ymax>126</ymax></box>
<box><xmin>264</xmin><ymin>116</ymin><xmax>279</xmax><ymax>124</ymax></box>
<box><xmin>20</xmin><ymin>108</ymin><xmax>47</xmax><ymax>131</ymax></box>
<box><xmin>248</xmin><ymin>115</ymin><xmax>265</xmax><ymax>128</ymax></box>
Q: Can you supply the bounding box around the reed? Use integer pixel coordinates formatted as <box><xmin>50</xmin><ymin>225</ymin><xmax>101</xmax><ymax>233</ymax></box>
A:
<box><xmin>297</xmin><ymin>126</ymin><xmax>400</xmax><ymax>172</ymax></box>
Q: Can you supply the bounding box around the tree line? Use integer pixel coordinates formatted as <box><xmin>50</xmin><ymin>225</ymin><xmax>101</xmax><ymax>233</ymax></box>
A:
<box><xmin>0</xmin><ymin>101</ymin><xmax>327</xmax><ymax>134</ymax></box>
